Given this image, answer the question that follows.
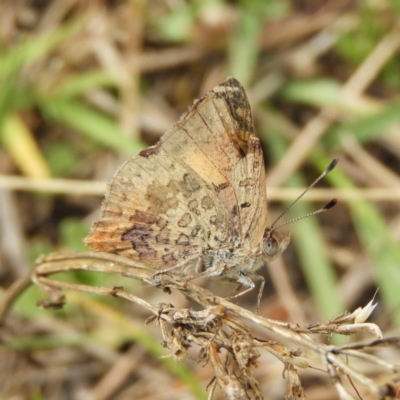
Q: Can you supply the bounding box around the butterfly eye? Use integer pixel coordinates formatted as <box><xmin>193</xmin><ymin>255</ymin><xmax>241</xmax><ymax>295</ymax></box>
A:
<box><xmin>262</xmin><ymin>230</ymin><xmax>291</xmax><ymax>261</ymax></box>
<box><xmin>262</xmin><ymin>237</ymin><xmax>279</xmax><ymax>258</ymax></box>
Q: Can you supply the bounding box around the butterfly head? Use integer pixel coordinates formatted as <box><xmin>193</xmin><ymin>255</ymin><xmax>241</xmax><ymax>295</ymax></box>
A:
<box><xmin>260</xmin><ymin>159</ymin><xmax>339</xmax><ymax>262</ymax></box>
<box><xmin>262</xmin><ymin>229</ymin><xmax>291</xmax><ymax>261</ymax></box>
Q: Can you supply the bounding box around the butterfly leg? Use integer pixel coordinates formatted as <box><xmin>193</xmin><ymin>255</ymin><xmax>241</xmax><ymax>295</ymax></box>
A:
<box><xmin>232</xmin><ymin>284</ymin><xmax>243</xmax><ymax>296</ymax></box>
<box><xmin>151</xmin><ymin>256</ymin><xmax>200</xmax><ymax>283</ymax></box>
<box><xmin>182</xmin><ymin>262</ymin><xmax>228</xmax><ymax>287</ymax></box>
<box><xmin>225</xmin><ymin>274</ymin><xmax>265</xmax><ymax>314</ymax></box>
<box><xmin>151</xmin><ymin>264</ymin><xmax>183</xmax><ymax>279</ymax></box>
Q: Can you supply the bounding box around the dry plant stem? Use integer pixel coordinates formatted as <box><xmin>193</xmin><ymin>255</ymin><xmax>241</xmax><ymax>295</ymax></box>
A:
<box><xmin>2</xmin><ymin>175</ymin><xmax>400</xmax><ymax>201</ymax></box>
<box><xmin>32</xmin><ymin>251</ymin><xmax>389</xmax><ymax>346</ymax></box>
<box><xmin>138</xmin><ymin>47</ymin><xmax>205</xmax><ymax>73</ymax></box>
<box><xmin>85</xmin><ymin>347</ymin><xmax>145</xmax><ymax>400</ymax></box>
<box><xmin>341</xmin><ymin>134</ymin><xmax>400</xmax><ymax>188</ymax></box>
<box><xmin>340</xmin><ymin>348</ymin><xmax>398</xmax><ymax>372</ymax></box>
<box><xmin>266</xmin><ymin>257</ymin><xmax>307</xmax><ymax>325</ymax></box>
<box><xmin>260</xmin><ymin>10</ymin><xmax>344</xmax><ymax>50</ymax></box>
<box><xmin>266</xmin><ymin>108</ymin><xmax>337</xmax><ymax>187</ymax></box>
<box><xmin>30</xmin><ymin>252</ymin><xmax>399</xmax><ymax>399</ymax></box>
<box><xmin>0</xmin><ymin>269</ymin><xmax>33</xmax><ymax>324</ymax></box>
<box><xmin>340</xmin><ymin>22</ymin><xmax>400</xmax><ymax>97</ymax></box>
<box><xmin>253</xmin><ymin>15</ymin><xmax>354</xmax><ymax>105</ymax></box>
<box><xmin>0</xmin><ymin>175</ymin><xmax>107</xmax><ymax>195</ymax></box>
<box><xmin>33</xmin><ymin>252</ymin><xmax>326</xmax><ymax>347</ymax></box>
<box><xmin>36</xmin><ymin>0</ymin><xmax>74</xmax><ymax>31</ymax></box>
<box><xmin>0</xmin><ymin>189</ymin><xmax>29</xmax><ymax>275</ymax></box>
<box><xmin>209</xmin><ymin>343</ymin><xmax>247</xmax><ymax>400</ymax></box>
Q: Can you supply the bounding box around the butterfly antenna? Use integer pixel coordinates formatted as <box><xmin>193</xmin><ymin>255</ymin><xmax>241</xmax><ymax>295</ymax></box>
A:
<box><xmin>269</xmin><ymin>159</ymin><xmax>338</xmax><ymax>233</ymax></box>
<box><xmin>270</xmin><ymin>199</ymin><xmax>337</xmax><ymax>233</ymax></box>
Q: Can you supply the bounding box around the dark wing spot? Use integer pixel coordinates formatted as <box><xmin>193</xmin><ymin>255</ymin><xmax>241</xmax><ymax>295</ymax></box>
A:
<box><xmin>213</xmin><ymin>182</ymin><xmax>230</xmax><ymax>192</ymax></box>
<box><xmin>239</xmin><ymin>178</ymin><xmax>255</xmax><ymax>187</ymax></box>
<box><xmin>122</xmin><ymin>224</ymin><xmax>157</xmax><ymax>260</ymax></box>
<box><xmin>232</xmin><ymin>205</ymin><xmax>239</xmax><ymax>216</ymax></box>
<box><xmin>156</xmin><ymin>229</ymin><xmax>170</xmax><ymax>244</ymax></box>
<box><xmin>129</xmin><ymin>210</ymin><xmax>158</xmax><ymax>225</ymax></box>
<box><xmin>162</xmin><ymin>253</ymin><xmax>178</xmax><ymax>266</ymax></box>
<box><xmin>176</xmin><ymin>233</ymin><xmax>190</xmax><ymax>246</ymax></box>
<box><xmin>201</xmin><ymin>196</ymin><xmax>214</xmax><ymax>210</ymax></box>
<box><xmin>191</xmin><ymin>225</ymin><xmax>201</xmax><ymax>237</ymax></box>
<box><xmin>180</xmin><ymin>173</ymin><xmax>201</xmax><ymax>197</ymax></box>
<box><xmin>188</xmin><ymin>199</ymin><xmax>198</xmax><ymax>212</ymax></box>
<box><xmin>178</xmin><ymin>248</ymin><xmax>195</xmax><ymax>260</ymax></box>
<box><xmin>209</xmin><ymin>215</ymin><xmax>221</xmax><ymax>228</ymax></box>
<box><xmin>178</xmin><ymin>212</ymin><xmax>192</xmax><ymax>228</ymax></box>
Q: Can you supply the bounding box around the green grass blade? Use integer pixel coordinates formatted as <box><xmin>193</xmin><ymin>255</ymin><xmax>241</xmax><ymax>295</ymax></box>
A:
<box><xmin>0</xmin><ymin>19</ymin><xmax>83</xmax><ymax>78</ymax></box>
<box><xmin>51</xmin><ymin>70</ymin><xmax>115</xmax><ymax>98</ymax></box>
<box><xmin>227</xmin><ymin>6</ymin><xmax>263</xmax><ymax>85</ymax></box>
<box><xmin>326</xmin><ymin>99</ymin><xmax>400</xmax><ymax>147</ymax></box>
<box><xmin>40</xmin><ymin>97</ymin><xmax>144</xmax><ymax>154</ymax></box>
<box><xmin>280</xmin><ymin>79</ymin><xmax>343</xmax><ymax>108</ymax></box>
<box><xmin>1</xmin><ymin>113</ymin><xmax>51</xmax><ymax>178</ymax></box>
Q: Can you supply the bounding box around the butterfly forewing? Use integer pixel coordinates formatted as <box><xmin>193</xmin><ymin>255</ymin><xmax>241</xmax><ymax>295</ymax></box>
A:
<box><xmin>207</xmin><ymin>79</ymin><xmax>268</xmax><ymax>248</ymax></box>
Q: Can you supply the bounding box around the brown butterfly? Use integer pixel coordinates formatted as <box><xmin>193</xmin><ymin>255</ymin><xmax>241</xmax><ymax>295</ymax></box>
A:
<box><xmin>85</xmin><ymin>77</ymin><xmax>335</xmax><ymax>305</ymax></box>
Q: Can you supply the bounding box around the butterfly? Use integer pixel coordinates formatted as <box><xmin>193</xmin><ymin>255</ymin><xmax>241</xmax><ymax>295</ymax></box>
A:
<box><xmin>85</xmin><ymin>77</ymin><xmax>311</xmax><ymax>305</ymax></box>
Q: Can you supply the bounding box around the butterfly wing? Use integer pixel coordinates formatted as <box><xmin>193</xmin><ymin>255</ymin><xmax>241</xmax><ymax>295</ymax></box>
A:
<box><xmin>85</xmin><ymin>78</ymin><xmax>268</xmax><ymax>267</ymax></box>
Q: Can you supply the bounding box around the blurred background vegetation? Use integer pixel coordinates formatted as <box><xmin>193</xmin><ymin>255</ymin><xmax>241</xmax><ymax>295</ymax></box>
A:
<box><xmin>0</xmin><ymin>1</ymin><xmax>400</xmax><ymax>399</ymax></box>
